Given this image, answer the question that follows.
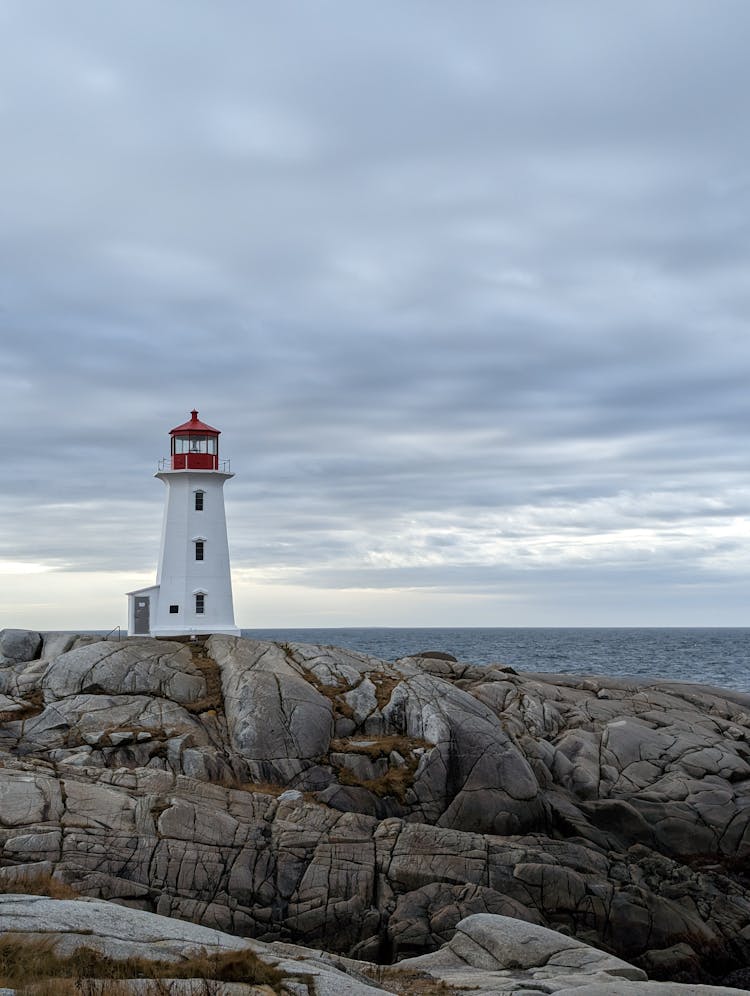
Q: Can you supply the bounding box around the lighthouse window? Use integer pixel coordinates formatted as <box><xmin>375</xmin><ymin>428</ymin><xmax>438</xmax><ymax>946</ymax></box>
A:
<box><xmin>195</xmin><ymin>593</ymin><xmax>205</xmax><ymax>614</ymax></box>
<box><xmin>195</xmin><ymin>541</ymin><xmax>204</xmax><ymax>561</ymax></box>
<box><xmin>169</xmin><ymin>604</ymin><xmax>179</xmax><ymax>614</ymax></box>
<box><xmin>194</xmin><ymin>491</ymin><xmax>204</xmax><ymax>511</ymax></box>
<box><xmin>173</xmin><ymin>436</ymin><xmax>217</xmax><ymax>454</ymax></box>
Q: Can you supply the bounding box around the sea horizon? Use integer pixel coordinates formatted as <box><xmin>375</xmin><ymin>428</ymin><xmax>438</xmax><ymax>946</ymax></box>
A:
<box><xmin>241</xmin><ymin>626</ymin><xmax>750</xmax><ymax>692</ymax></box>
<box><xmin>36</xmin><ymin>625</ymin><xmax>750</xmax><ymax>693</ymax></box>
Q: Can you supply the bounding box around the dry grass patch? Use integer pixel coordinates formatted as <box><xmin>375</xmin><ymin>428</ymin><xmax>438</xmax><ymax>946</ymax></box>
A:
<box><xmin>369</xmin><ymin>672</ymin><xmax>400</xmax><ymax>710</ymax></box>
<box><xmin>330</xmin><ymin>734</ymin><xmax>432</xmax><ymax>803</ymax></box>
<box><xmin>0</xmin><ymin>688</ymin><xmax>45</xmax><ymax>724</ymax></box>
<box><xmin>182</xmin><ymin>641</ymin><xmax>225</xmax><ymax>715</ymax></box>
<box><xmin>365</xmin><ymin>966</ymin><xmax>456</xmax><ymax>994</ymax></box>
<box><xmin>229</xmin><ymin>779</ymin><xmax>287</xmax><ymax>797</ymax></box>
<box><xmin>159</xmin><ymin>636</ymin><xmax>224</xmax><ymax>715</ymax></box>
<box><xmin>337</xmin><ymin>763</ymin><xmax>417</xmax><ymax>803</ymax></box>
<box><xmin>205</xmin><ymin>771</ymin><xmax>286</xmax><ymax>797</ymax></box>
<box><xmin>14</xmin><ymin>980</ymin><xmax>133</xmax><ymax>995</ymax></box>
<box><xmin>0</xmin><ymin>870</ymin><xmax>79</xmax><ymax>900</ymax></box>
<box><xmin>0</xmin><ymin>936</ymin><xmax>284</xmax><ymax>993</ymax></box>
<box><xmin>300</xmin><ymin>670</ymin><xmax>355</xmax><ymax>720</ymax></box>
<box><xmin>329</xmin><ymin>734</ymin><xmax>430</xmax><ymax>759</ymax></box>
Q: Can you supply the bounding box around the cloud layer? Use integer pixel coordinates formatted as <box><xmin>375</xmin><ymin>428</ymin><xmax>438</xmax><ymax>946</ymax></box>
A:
<box><xmin>2</xmin><ymin>1</ymin><xmax>750</xmax><ymax>626</ymax></box>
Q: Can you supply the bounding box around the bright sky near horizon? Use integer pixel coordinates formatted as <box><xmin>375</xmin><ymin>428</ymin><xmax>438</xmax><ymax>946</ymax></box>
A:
<box><xmin>2</xmin><ymin>1</ymin><xmax>750</xmax><ymax>630</ymax></box>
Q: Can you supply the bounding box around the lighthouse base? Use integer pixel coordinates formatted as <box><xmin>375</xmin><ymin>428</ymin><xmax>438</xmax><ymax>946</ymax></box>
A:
<box><xmin>126</xmin><ymin>585</ymin><xmax>240</xmax><ymax>638</ymax></box>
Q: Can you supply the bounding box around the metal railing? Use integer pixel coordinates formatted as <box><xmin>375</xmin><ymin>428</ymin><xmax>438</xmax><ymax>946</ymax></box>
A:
<box><xmin>157</xmin><ymin>458</ymin><xmax>231</xmax><ymax>472</ymax></box>
<box><xmin>104</xmin><ymin>625</ymin><xmax>122</xmax><ymax>641</ymax></box>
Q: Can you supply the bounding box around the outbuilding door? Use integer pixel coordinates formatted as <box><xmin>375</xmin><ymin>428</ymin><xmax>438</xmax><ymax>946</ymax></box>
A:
<box><xmin>134</xmin><ymin>596</ymin><xmax>150</xmax><ymax>635</ymax></box>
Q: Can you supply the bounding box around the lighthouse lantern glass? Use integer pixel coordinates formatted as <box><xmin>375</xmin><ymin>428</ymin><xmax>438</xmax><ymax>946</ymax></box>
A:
<box><xmin>173</xmin><ymin>436</ymin><xmax>217</xmax><ymax>455</ymax></box>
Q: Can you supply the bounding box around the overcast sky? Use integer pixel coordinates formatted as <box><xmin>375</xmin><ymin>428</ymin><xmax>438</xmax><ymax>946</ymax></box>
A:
<box><xmin>2</xmin><ymin>1</ymin><xmax>750</xmax><ymax>629</ymax></box>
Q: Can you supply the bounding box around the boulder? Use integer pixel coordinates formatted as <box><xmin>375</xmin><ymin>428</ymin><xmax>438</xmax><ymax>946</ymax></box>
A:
<box><xmin>391</xmin><ymin>913</ymin><xmax>746</xmax><ymax>994</ymax></box>
<box><xmin>17</xmin><ymin>693</ymin><xmax>210</xmax><ymax>753</ymax></box>
<box><xmin>40</xmin><ymin>631</ymin><xmax>101</xmax><ymax>661</ymax></box>
<box><xmin>209</xmin><ymin>637</ymin><xmax>333</xmax><ymax>760</ymax></box>
<box><xmin>42</xmin><ymin>640</ymin><xmax>208</xmax><ymax>704</ymax></box>
<box><xmin>0</xmin><ymin>629</ymin><xmax>41</xmax><ymax>663</ymax></box>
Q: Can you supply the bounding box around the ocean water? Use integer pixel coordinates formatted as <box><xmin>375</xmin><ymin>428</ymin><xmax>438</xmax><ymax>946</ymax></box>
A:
<box><xmin>242</xmin><ymin>627</ymin><xmax>750</xmax><ymax>692</ymax></box>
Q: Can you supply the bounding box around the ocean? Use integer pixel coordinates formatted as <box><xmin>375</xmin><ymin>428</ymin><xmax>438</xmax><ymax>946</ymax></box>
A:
<box><xmin>241</xmin><ymin>627</ymin><xmax>750</xmax><ymax>693</ymax></box>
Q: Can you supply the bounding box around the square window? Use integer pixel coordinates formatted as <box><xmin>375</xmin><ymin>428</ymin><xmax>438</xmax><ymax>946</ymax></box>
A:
<box><xmin>169</xmin><ymin>604</ymin><xmax>179</xmax><ymax>614</ymax></box>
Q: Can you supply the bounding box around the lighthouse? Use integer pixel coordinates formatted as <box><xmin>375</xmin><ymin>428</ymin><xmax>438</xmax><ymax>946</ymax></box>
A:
<box><xmin>127</xmin><ymin>411</ymin><xmax>240</xmax><ymax>637</ymax></box>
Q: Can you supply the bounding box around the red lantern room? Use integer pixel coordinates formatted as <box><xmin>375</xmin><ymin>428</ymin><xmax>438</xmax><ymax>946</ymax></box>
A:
<box><xmin>169</xmin><ymin>410</ymin><xmax>220</xmax><ymax>470</ymax></box>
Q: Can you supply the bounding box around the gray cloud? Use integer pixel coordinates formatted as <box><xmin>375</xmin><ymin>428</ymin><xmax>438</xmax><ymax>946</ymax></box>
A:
<box><xmin>2</xmin><ymin>1</ymin><xmax>750</xmax><ymax>624</ymax></box>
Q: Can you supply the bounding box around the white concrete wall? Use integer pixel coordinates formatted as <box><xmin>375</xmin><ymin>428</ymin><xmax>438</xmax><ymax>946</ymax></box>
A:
<box><xmin>127</xmin><ymin>584</ymin><xmax>160</xmax><ymax>635</ymax></box>
<box><xmin>149</xmin><ymin>469</ymin><xmax>240</xmax><ymax>636</ymax></box>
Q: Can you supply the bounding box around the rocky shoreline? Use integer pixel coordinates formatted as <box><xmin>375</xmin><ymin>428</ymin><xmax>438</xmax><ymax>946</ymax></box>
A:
<box><xmin>1</xmin><ymin>627</ymin><xmax>749</xmax><ymax>993</ymax></box>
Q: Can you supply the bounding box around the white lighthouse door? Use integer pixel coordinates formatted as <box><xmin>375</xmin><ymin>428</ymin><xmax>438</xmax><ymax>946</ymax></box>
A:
<box><xmin>134</xmin><ymin>597</ymin><xmax>150</xmax><ymax>634</ymax></box>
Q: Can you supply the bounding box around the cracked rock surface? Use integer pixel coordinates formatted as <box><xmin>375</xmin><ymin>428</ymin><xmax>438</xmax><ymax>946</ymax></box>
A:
<box><xmin>1</xmin><ymin>896</ymin><xmax>746</xmax><ymax>995</ymax></box>
<box><xmin>1</xmin><ymin>629</ymin><xmax>749</xmax><ymax>990</ymax></box>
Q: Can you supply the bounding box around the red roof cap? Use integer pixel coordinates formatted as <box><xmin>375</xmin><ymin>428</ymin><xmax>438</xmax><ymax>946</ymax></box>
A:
<box><xmin>169</xmin><ymin>409</ymin><xmax>221</xmax><ymax>435</ymax></box>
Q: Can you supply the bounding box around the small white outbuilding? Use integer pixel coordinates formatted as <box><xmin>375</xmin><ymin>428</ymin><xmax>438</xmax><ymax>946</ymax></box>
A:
<box><xmin>127</xmin><ymin>410</ymin><xmax>240</xmax><ymax>637</ymax></box>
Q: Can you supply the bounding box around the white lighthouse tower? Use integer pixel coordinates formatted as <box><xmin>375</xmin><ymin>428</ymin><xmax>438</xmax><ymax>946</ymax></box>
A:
<box><xmin>127</xmin><ymin>410</ymin><xmax>240</xmax><ymax>637</ymax></box>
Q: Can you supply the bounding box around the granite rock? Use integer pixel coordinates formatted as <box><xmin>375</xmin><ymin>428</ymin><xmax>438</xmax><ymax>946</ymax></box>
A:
<box><xmin>0</xmin><ymin>634</ymin><xmax>749</xmax><ymax>987</ymax></box>
<box><xmin>2</xmin><ymin>897</ymin><xmax>746</xmax><ymax>995</ymax></box>
<box><xmin>0</xmin><ymin>629</ymin><xmax>41</xmax><ymax>664</ymax></box>
<box><xmin>43</xmin><ymin>640</ymin><xmax>208</xmax><ymax>704</ymax></box>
